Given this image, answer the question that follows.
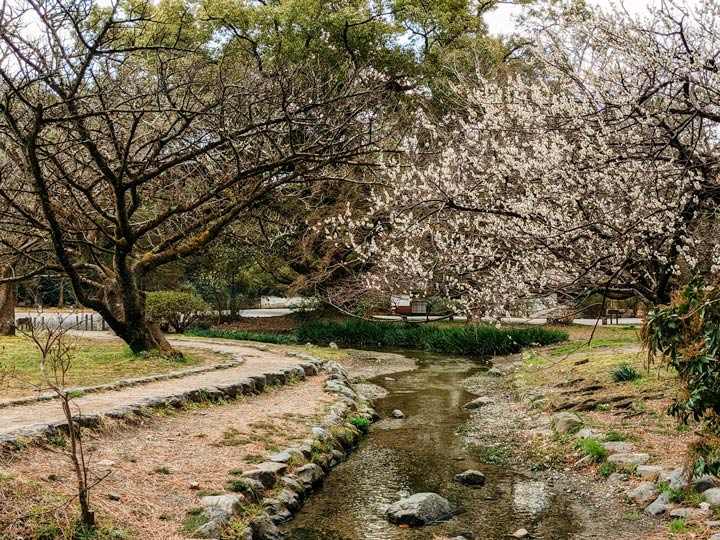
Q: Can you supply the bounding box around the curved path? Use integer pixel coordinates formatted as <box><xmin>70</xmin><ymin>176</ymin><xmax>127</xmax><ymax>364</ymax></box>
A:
<box><xmin>0</xmin><ymin>337</ymin><xmax>302</xmax><ymax>436</ymax></box>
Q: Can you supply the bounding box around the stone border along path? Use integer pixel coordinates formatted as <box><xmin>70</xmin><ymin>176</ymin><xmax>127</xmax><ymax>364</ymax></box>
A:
<box><xmin>189</xmin><ymin>360</ymin><xmax>379</xmax><ymax>540</ymax></box>
<box><xmin>0</xmin><ymin>340</ymin><xmax>328</xmax><ymax>448</ymax></box>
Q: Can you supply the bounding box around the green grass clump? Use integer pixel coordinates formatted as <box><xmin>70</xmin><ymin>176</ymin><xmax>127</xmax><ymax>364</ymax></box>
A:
<box><xmin>181</xmin><ymin>508</ymin><xmax>209</xmax><ymax>533</ymax></box>
<box><xmin>227</xmin><ymin>479</ymin><xmax>251</xmax><ymax>493</ymax></box>
<box><xmin>612</xmin><ymin>364</ymin><xmax>640</xmax><ymax>382</ymax></box>
<box><xmin>295</xmin><ymin>321</ymin><xmax>567</xmax><ymax>356</ymax></box>
<box><xmin>349</xmin><ymin>415</ymin><xmax>371</xmax><ymax>432</ymax></box>
<box><xmin>574</xmin><ymin>437</ymin><xmax>607</xmax><ymax>463</ymax></box>
<box><xmin>669</xmin><ymin>518</ymin><xmax>687</xmax><ymax>533</ymax></box>
<box><xmin>598</xmin><ymin>462</ymin><xmax>615</xmax><ymax>478</ymax></box>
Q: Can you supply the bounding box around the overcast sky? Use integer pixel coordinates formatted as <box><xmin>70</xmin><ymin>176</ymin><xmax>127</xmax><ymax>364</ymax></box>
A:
<box><xmin>484</xmin><ymin>0</ymin><xmax>702</xmax><ymax>35</ymax></box>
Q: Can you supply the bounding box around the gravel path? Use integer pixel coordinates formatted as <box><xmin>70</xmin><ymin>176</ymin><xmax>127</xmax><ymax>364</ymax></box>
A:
<box><xmin>0</xmin><ymin>337</ymin><xmax>301</xmax><ymax>435</ymax></box>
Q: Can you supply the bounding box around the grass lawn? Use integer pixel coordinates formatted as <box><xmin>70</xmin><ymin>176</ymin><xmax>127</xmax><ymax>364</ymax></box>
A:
<box><xmin>0</xmin><ymin>335</ymin><xmax>227</xmax><ymax>400</ymax></box>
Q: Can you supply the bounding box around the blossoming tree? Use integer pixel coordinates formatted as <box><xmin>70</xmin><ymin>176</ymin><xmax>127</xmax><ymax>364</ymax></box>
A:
<box><xmin>331</xmin><ymin>0</ymin><xmax>720</xmax><ymax>315</ymax></box>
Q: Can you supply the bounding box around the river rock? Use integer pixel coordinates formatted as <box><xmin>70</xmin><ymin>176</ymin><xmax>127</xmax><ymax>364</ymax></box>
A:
<box><xmin>242</xmin><ymin>462</ymin><xmax>288</xmax><ymax>489</ymax></box>
<box><xmin>607</xmin><ymin>453</ymin><xmax>650</xmax><ymax>466</ymax></box>
<box><xmin>391</xmin><ymin>409</ymin><xmax>406</xmax><ymax>419</ymax></box>
<box><xmin>551</xmin><ymin>412</ymin><xmax>582</xmax><ymax>434</ymax></box>
<box><xmin>201</xmin><ymin>494</ymin><xmax>243</xmax><ymax>515</ymax></box>
<box><xmin>575</xmin><ymin>428</ymin><xmax>597</xmax><ymax>439</ymax></box>
<box><xmin>276</xmin><ymin>488</ymin><xmax>300</xmax><ymax>511</ymax></box>
<box><xmin>626</xmin><ymin>482</ymin><xmax>658</xmax><ymax>504</ymax></box>
<box><xmin>710</xmin><ymin>535</ymin><xmax>720</xmax><ymax>540</ymax></box>
<box><xmin>670</xmin><ymin>507</ymin><xmax>708</xmax><ymax>519</ymax></box>
<box><xmin>692</xmin><ymin>475</ymin><xmax>716</xmax><ymax>493</ymax></box>
<box><xmin>295</xmin><ymin>463</ymin><xmax>324</xmax><ymax>489</ymax></box>
<box><xmin>601</xmin><ymin>441</ymin><xmax>634</xmax><ymax>453</ymax></box>
<box><xmin>463</xmin><ymin>397</ymin><xmax>494</xmax><ymax>410</ymax></box>
<box><xmin>280</xmin><ymin>474</ymin><xmax>306</xmax><ymax>497</ymax></box>
<box><xmin>659</xmin><ymin>467</ymin><xmax>688</xmax><ymax>490</ymax></box>
<box><xmin>385</xmin><ymin>492</ymin><xmax>457</xmax><ymax>526</ymax></box>
<box><xmin>512</xmin><ymin>529</ymin><xmax>529</xmax><ymax>539</ymax></box>
<box><xmin>329</xmin><ymin>342</ymin><xmax>339</xmax><ymax>349</ymax></box>
<box><xmin>646</xmin><ymin>492</ymin><xmax>672</xmax><ymax>515</ymax></box>
<box><xmin>636</xmin><ymin>465</ymin><xmax>663</xmax><ymax>479</ymax></box>
<box><xmin>248</xmin><ymin>515</ymin><xmax>284</xmax><ymax>540</ymax></box>
<box><xmin>454</xmin><ymin>470</ymin><xmax>486</xmax><ymax>486</ymax></box>
<box><xmin>704</xmin><ymin>488</ymin><xmax>720</xmax><ymax>507</ymax></box>
<box><xmin>262</xmin><ymin>497</ymin><xmax>291</xmax><ymax>523</ymax></box>
<box><xmin>195</xmin><ymin>507</ymin><xmax>231</xmax><ymax>538</ymax></box>
<box><xmin>269</xmin><ymin>451</ymin><xmax>293</xmax><ymax>463</ymax></box>
<box><xmin>311</xmin><ymin>427</ymin><xmax>331</xmax><ymax>441</ymax></box>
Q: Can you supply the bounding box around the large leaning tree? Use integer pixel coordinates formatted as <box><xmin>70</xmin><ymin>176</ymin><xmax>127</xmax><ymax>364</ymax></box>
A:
<box><xmin>0</xmin><ymin>0</ymin><xmax>392</xmax><ymax>354</ymax></box>
<box><xmin>328</xmin><ymin>0</ymin><xmax>720</xmax><ymax>316</ymax></box>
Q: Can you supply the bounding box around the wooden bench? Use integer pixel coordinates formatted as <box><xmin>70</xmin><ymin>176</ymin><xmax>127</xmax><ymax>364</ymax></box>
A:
<box><xmin>605</xmin><ymin>309</ymin><xmax>622</xmax><ymax>325</ymax></box>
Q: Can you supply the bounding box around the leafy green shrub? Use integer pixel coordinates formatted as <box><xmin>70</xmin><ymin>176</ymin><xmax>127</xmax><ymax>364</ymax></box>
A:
<box><xmin>574</xmin><ymin>437</ymin><xmax>607</xmax><ymax>462</ymax></box>
<box><xmin>643</xmin><ymin>279</ymin><xmax>720</xmax><ymax>432</ymax></box>
<box><xmin>146</xmin><ymin>291</ymin><xmax>210</xmax><ymax>333</ymax></box>
<box><xmin>612</xmin><ymin>364</ymin><xmax>640</xmax><ymax>382</ymax></box>
<box><xmin>644</xmin><ymin>280</ymin><xmax>720</xmax><ymax>476</ymax></box>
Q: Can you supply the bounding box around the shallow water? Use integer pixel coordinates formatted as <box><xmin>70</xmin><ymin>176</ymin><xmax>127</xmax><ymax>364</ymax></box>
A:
<box><xmin>284</xmin><ymin>352</ymin><xmax>581</xmax><ymax>540</ymax></box>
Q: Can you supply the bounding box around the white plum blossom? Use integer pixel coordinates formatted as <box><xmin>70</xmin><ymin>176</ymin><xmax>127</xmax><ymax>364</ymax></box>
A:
<box><xmin>328</xmin><ymin>0</ymin><xmax>720</xmax><ymax>315</ymax></box>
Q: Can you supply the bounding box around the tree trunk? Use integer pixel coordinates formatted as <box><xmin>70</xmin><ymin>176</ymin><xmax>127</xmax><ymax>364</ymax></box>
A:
<box><xmin>99</xmin><ymin>279</ymin><xmax>178</xmax><ymax>357</ymax></box>
<box><xmin>0</xmin><ymin>266</ymin><xmax>16</xmax><ymax>336</ymax></box>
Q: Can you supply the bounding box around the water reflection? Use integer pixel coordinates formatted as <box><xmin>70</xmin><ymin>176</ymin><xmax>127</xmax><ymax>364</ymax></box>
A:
<box><xmin>284</xmin><ymin>352</ymin><xmax>580</xmax><ymax>540</ymax></box>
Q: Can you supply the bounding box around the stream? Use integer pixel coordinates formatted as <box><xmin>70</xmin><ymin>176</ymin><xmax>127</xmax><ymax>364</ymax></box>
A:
<box><xmin>283</xmin><ymin>352</ymin><xmax>582</xmax><ymax>540</ymax></box>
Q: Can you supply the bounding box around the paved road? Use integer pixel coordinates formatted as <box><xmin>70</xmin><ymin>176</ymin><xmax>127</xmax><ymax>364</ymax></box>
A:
<box><xmin>372</xmin><ymin>315</ymin><xmax>644</xmax><ymax>326</ymax></box>
<box><xmin>0</xmin><ymin>337</ymin><xmax>303</xmax><ymax>436</ymax></box>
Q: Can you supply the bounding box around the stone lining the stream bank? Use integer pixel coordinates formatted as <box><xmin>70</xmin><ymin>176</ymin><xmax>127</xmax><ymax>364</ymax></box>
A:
<box><xmin>190</xmin><ymin>359</ymin><xmax>379</xmax><ymax>540</ymax></box>
<box><xmin>0</xmin><ymin>357</ymin><xmax>322</xmax><ymax>454</ymax></box>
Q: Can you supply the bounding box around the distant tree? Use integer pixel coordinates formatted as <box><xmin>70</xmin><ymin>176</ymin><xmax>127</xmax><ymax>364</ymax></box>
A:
<box><xmin>0</xmin><ymin>0</ymin><xmax>391</xmax><ymax>354</ymax></box>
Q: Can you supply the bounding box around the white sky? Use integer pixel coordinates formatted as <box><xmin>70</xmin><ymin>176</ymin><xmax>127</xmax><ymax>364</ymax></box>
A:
<box><xmin>484</xmin><ymin>0</ymin><xmax>702</xmax><ymax>35</ymax></box>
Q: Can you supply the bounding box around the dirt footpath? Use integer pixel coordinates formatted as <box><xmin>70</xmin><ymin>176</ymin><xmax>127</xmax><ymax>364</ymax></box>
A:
<box><xmin>0</xmin><ymin>338</ymin><xmax>304</xmax><ymax>435</ymax></box>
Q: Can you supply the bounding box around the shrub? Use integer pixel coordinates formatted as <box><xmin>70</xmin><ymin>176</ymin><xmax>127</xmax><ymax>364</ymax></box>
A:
<box><xmin>612</xmin><ymin>364</ymin><xmax>640</xmax><ymax>382</ymax></box>
<box><xmin>146</xmin><ymin>291</ymin><xmax>210</xmax><ymax>333</ymax></box>
<box><xmin>643</xmin><ymin>279</ymin><xmax>720</xmax><ymax>435</ymax></box>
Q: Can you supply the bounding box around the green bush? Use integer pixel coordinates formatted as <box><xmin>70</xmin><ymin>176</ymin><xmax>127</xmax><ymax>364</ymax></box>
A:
<box><xmin>643</xmin><ymin>279</ymin><xmax>720</xmax><ymax>432</ymax></box>
<box><xmin>612</xmin><ymin>364</ymin><xmax>640</xmax><ymax>382</ymax></box>
<box><xmin>643</xmin><ymin>279</ymin><xmax>720</xmax><ymax>476</ymax></box>
<box><xmin>146</xmin><ymin>291</ymin><xmax>210</xmax><ymax>333</ymax></box>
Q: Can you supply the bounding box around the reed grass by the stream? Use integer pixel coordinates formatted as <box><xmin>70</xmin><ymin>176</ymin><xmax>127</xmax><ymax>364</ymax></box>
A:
<box><xmin>188</xmin><ymin>320</ymin><xmax>567</xmax><ymax>356</ymax></box>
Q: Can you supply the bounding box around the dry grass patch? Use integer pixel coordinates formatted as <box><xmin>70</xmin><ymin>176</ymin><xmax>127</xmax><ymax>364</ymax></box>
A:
<box><xmin>0</xmin><ymin>376</ymin><xmax>331</xmax><ymax>539</ymax></box>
